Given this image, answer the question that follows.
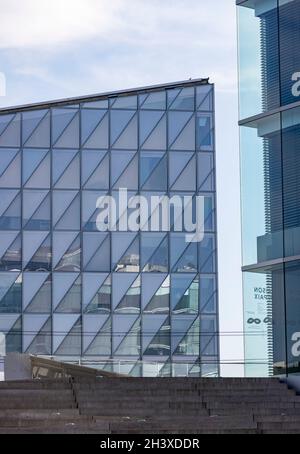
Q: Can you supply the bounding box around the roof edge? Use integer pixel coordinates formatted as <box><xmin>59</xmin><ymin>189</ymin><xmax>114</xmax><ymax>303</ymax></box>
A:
<box><xmin>0</xmin><ymin>77</ymin><xmax>210</xmax><ymax>114</ymax></box>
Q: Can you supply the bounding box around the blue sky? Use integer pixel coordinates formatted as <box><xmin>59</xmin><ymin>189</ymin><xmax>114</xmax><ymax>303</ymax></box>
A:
<box><xmin>0</xmin><ymin>0</ymin><xmax>243</xmax><ymax>375</ymax></box>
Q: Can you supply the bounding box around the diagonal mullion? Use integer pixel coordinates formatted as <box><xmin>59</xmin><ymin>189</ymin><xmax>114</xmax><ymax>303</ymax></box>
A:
<box><xmin>0</xmin><ymin>113</ymin><xmax>17</xmax><ymax>138</ymax></box>
<box><xmin>0</xmin><ymin>273</ymin><xmax>20</xmax><ymax>302</ymax></box>
<box><xmin>23</xmin><ymin>150</ymin><xmax>49</xmax><ymax>186</ymax></box>
<box><xmin>82</xmin><ymin>111</ymin><xmax>108</xmax><ymax>147</ymax></box>
<box><xmin>1</xmin><ymin>191</ymin><xmax>20</xmax><ymax>217</ymax></box>
<box><xmin>0</xmin><ymin>232</ymin><xmax>20</xmax><ymax>260</ymax></box>
<box><xmin>84</xmin><ymin>234</ymin><xmax>108</xmax><ymax>269</ymax></box>
<box><xmin>53</xmin><ymin>110</ymin><xmax>78</xmax><ymax>146</ymax></box>
<box><xmin>25</xmin><ymin>317</ymin><xmax>50</xmax><ymax>352</ymax></box>
<box><xmin>84</xmin><ymin>317</ymin><xmax>110</xmax><ymax>353</ymax></box>
<box><xmin>23</xmin><ymin>110</ymin><xmax>49</xmax><ymax>146</ymax></box>
<box><xmin>113</xmin><ymin>152</ymin><xmax>138</xmax><ymax>187</ymax></box>
<box><xmin>113</xmin><ymin>234</ymin><xmax>139</xmax><ymax>271</ymax></box>
<box><xmin>201</xmin><ymin>289</ymin><xmax>217</xmax><ymax>313</ymax></box>
<box><xmin>141</xmin><ymin>153</ymin><xmax>166</xmax><ymax>189</ymax></box>
<box><xmin>86</xmin><ymin>274</ymin><xmax>109</xmax><ymax>307</ymax></box>
<box><xmin>198</xmin><ymin>168</ymin><xmax>214</xmax><ymax>190</ymax></box>
<box><xmin>169</xmin><ymin>112</ymin><xmax>194</xmax><ymax>149</ymax></box>
<box><xmin>0</xmin><ymin>150</ymin><xmax>19</xmax><ymax>178</ymax></box>
<box><xmin>53</xmin><ymin>191</ymin><xmax>78</xmax><ymax>228</ymax></box>
<box><xmin>168</xmin><ymin>88</ymin><xmax>183</xmax><ymax>109</ymax></box>
<box><xmin>54</xmin><ymin>151</ymin><xmax>79</xmax><ymax>186</ymax></box>
<box><xmin>83</xmin><ymin>151</ymin><xmax>108</xmax><ymax>187</ymax></box>
<box><xmin>173</xmin><ymin>274</ymin><xmax>197</xmax><ymax>308</ymax></box>
<box><xmin>140</xmin><ymin>112</ymin><xmax>165</xmax><ymax>148</ymax></box>
<box><xmin>142</xmin><ymin>233</ymin><xmax>168</xmax><ymax>271</ymax></box>
<box><xmin>111</xmin><ymin>112</ymin><xmax>136</xmax><ymax>147</ymax></box>
<box><xmin>54</xmin><ymin>316</ymin><xmax>81</xmax><ymax>353</ymax></box>
<box><xmin>23</xmin><ymin>191</ymin><xmax>49</xmax><ymax>228</ymax></box>
<box><xmin>170</xmin><ymin>152</ymin><xmax>195</xmax><ymax>189</ymax></box>
<box><xmin>172</xmin><ymin>239</ymin><xmax>195</xmax><ymax>272</ymax></box>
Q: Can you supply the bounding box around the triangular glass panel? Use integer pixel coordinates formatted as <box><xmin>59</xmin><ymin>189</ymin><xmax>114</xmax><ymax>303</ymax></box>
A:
<box><xmin>52</xmin><ymin>149</ymin><xmax>77</xmax><ymax>185</ymax></box>
<box><xmin>142</xmin><ymin>233</ymin><xmax>168</xmax><ymax>273</ymax></box>
<box><xmin>0</xmin><ymin>232</ymin><xmax>21</xmax><ymax>271</ymax></box>
<box><xmin>0</xmin><ymin>272</ymin><xmax>21</xmax><ymax>313</ymax></box>
<box><xmin>54</xmin><ymin>316</ymin><xmax>82</xmax><ymax>355</ymax></box>
<box><xmin>0</xmin><ymin>191</ymin><xmax>21</xmax><ymax>230</ymax></box>
<box><xmin>54</xmin><ymin>153</ymin><xmax>80</xmax><ymax>189</ymax></box>
<box><xmin>110</xmin><ymin>110</ymin><xmax>135</xmax><ymax>146</ymax></box>
<box><xmin>170</xmin><ymin>116</ymin><xmax>195</xmax><ymax>150</ymax></box>
<box><xmin>172</xmin><ymin>316</ymin><xmax>197</xmax><ymax>354</ymax></box>
<box><xmin>112</xmin><ymin>114</ymin><xmax>137</xmax><ymax>149</ymax></box>
<box><xmin>113</xmin><ymin>314</ymin><xmax>138</xmax><ymax>352</ymax></box>
<box><xmin>82</xmin><ymin>151</ymin><xmax>109</xmax><ymax>190</ymax></box>
<box><xmin>143</xmin><ymin>316</ymin><xmax>170</xmax><ymax>356</ymax></box>
<box><xmin>172</xmin><ymin>274</ymin><xmax>199</xmax><ymax>314</ymax></box>
<box><xmin>5</xmin><ymin>316</ymin><xmax>22</xmax><ymax>353</ymax></box>
<box><xmin>0</xmin><ymin>151</ymin><xmax>20</xmax><ymax>188</ymax></box>
<box><xmin>52</xmin><ymin>110</ymin><xmax>79</xmax><ymax>148</ymax></box>
<box><xmin>84</xmin><ymin>316</ymin><xmax>111</xmax><ymax>356</ymax></box>
<box><xmin>0</xmin><ymin>113</ymin><xmax>20</xmax><ymax>147</ymax></box>
<box><xmin>171</xmin><ymin>155</ymin><xmax>196</xmax><ymax>191</ymax></box>
<box><xmin>23</xmin><ymin>192</ymin><xmax>50</xmax><ymax>230</ymax></box>
<box><xmin>81</xmin><ymin>109</ymin><xmax>107</xmax><ymax>145</ymax></box>
<box><xmin>139</xmin><ymin>111</ymin><xmax>164</xmax><ymax>146</ymax></box>
<box><xmin>114</xmin><ymin>275</ymin><xmax>140</xmax><ymax>314</ymax></box>
<box><xmin>113</xmin><ymin>153</ymin><xmax>138</xmax><ymax>190</ymax></box>
<box><xmin>24</xmin><ymin>111</ymin><xmax>50</xmax><ymax>148</ymax></box>
<box><xmin>144</xmin><ymin>276</ymin><xmax>169</xmax><ymax>314</ymax></box>
<box><xmin>83</xmin><ymin>274</ymin><xmax>111</xmax><ymax>314</ymax></box>
<box><xmin>22</xmin><ymin>110</ymin><xmax>48</xmax><ymax>145</ymax></box>
<box><xmin>112</xmin><ymin>273</ymin><xmax>138</xmax><ymax>310</ymax></box>
<box><xmin>141</xmin><ymin>114</ymin><xmax>166</xmax><ymax>150</ymax></box>
<box><xmin>168</xmin><ymin>111</ymin><xmax>193</xmax><ymax>147</ymax></box>
<box><xmin>25</xmin><ymin>316</ymin><xmax>51</xmax><ymax>355</ymax></box>
<box><xmin>54</xmin><ymin>232</ymin><xmax>81</xmax><ymax>272</ymax></box>
<box><xmin>172</xmin><ymin>241</ymin><xmax>197</xmax><ymax>273</ymax></box>
<box><xmin>24</xmin><ymin>152</ymin><xmax>50</xmax><ymax>189</ymax></box>
<box><xmin>83</xmin><ymin>113</ymin><xmax>108</xmax><ymax>148</ymax></box>
<box><xmin>83</xmin><ymin>232</ymin><xmax>109</xmax><ymax>270</ymax></box>
<box><xmin>141</xmin><ymin>153</ymin><xmax>167</xmax><ymax>191</ymax></box>
<box><xmin>52</xmin><ymin>314</ymin><xmax>80</xmax><ymax>352</ymax></box>
<box><xmin>0</xmin><ymin>149</ymin><xmax>19</xmax><ymax>176</ymax></box>
<box><xmin>24</xmin><ymin>233</ymin><xmax>51</xmax><ymax>272</ymax></box>
<box><xmin>55</xmin><ymin>193</ymin><xmax>80</xmax><ymax>231</ymax></box>
<box><xmin>141</xmin><ymin>232</ymin><xmax>168</xmax><ymax>272</ymax></box>
<box><xmin>169</xmin><ymin>87</ymin><xmax>194</xmax><ymax>111</ymax></box>
<box><xmin>114</xmin><ymin>317</ymin><xmax>141</xmax><ymax>355</ymax></box>
<box><xmin>113</xmin><ymin>234</ymin><xmax>139</xmax><ymax>272</ymax></box>
<box><xmin>140</xmin><ymin>91</ymin><xmax>166</xmax><ymax>110</ymax></box>
<box><xmin>52</xmin><ymin>190</ymin><xmax>79</xmax><ymax>230</ymax></box>
<box><xmin>55</xmin><ymin>275</ymin><xmax>81</xmax><ymax>313</ymax></box>
<box><xmin>197</xmin><ymin>85</ymin><xmax>213</xmax><ymax>111</ymax></box>
<box><xmin>53</xmin><ymin>272</ymin><xmax>79</xmax><ymax>310</ymax></box>
<box><xmin>25</xmin><ymin>274</ymin><xmax>51</xmax><ymax>312</ymax></box>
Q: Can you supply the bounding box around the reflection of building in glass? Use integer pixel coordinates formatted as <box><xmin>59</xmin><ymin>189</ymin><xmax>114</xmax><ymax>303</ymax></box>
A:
<box><xmin>0</xmin><ymin>79</ymin><xmax>219</xmax><ymax>377</ymax></box>
<box><xmin>238</xmin><ymin>0</ymin><xmax>300</xmax><ymax>376</ymax></box>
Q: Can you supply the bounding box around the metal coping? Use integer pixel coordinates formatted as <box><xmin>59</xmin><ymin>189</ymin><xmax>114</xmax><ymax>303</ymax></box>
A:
<box><xmin>0</xmin><ymin>77</ymin><xmax>210</xmax><ymax>115</ymax></box>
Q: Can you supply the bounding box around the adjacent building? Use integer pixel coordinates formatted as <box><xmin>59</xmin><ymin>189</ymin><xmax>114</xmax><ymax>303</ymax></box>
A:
<box><xmin>0</xmin><ymin>79</ymin><xmax>219</xmax><ymax>377</ymax></box>
<box><xmin>237</xmin><ymin>0</ymin><xmax>300</xmax><ymax>376</ymax></box>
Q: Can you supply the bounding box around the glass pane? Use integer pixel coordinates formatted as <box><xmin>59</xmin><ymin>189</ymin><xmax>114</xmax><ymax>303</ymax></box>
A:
<box><xmin>198</xmin><ymin>153</ymin><xmax>214</xmax><ymax>191</ymax></box>
<box><xmin>0</xmin><ymin>273</ymin><xmax>21</xmax><ymax>313</ymax></box>
<box><xmin>172</xmin><ymin>274</ymin><xmax>199</xmax><ymax>314</ymax></box>
<box><xmin>240</xmin><ymin>114</ymin><xmax>283</xmax><ymax>266</ymax></box>
<box><xmin>243</xmin><ymin>266</ymin><xmax>285</xmax><ymax>377</ymax></box>
<box><xmin>139</xmin><ymin>91</ymin><xmax>166</xmax><ymax>110</ymax></box>
<box><xmin>144</xmin><ymin>276</ymin><xmax>170</xmax><ymax>314</ymax></box>
<box><xmin>197</xmin><ymin>85</ymin><xmax>213</xmax><ymax>111</ymax></box>
<box><xmin>168</xmin><ymin>87</ymin><xmax>194</xmax><ymax>110</ymax></box>
<box><xmin>199</xmin><ymin>234</ymin><xmax>216</xmax><ymax>273</ymax></box>
<box><xmin>200</xmin><ymin>275</ymin><xmax>217</xmax><ymax>313</ymax></box>
<box><xmin>196</xmin><ymin>114</ymin><xmax>213</xmax><ymax>150</ymax></box>
<box><xmin>141</xmin><ymin>233</ymin><xmax>168</xmax><ymax>273</ymax></box>
<box><xmin>237</xmin><ymin>0</ymin><xmax>279</xmax><ymax>118</ymax></box>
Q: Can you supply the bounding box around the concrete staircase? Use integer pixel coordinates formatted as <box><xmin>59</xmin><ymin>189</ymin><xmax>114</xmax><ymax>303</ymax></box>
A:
<box><xmin>0</xmin><ymin>377</ymin><xmax>300</xmax><ymax>433</ymax></box>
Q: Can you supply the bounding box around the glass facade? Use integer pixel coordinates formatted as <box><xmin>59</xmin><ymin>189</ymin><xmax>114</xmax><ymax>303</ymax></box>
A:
<box><xmin>238</xmin><ymin>0</ymin><xmax>300</xmax><ymax>376</ymax></box>
<box><xmin>0</xmin><ymin>80</ymin><xmax>219</xmax><ymax>377</ymax></box>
